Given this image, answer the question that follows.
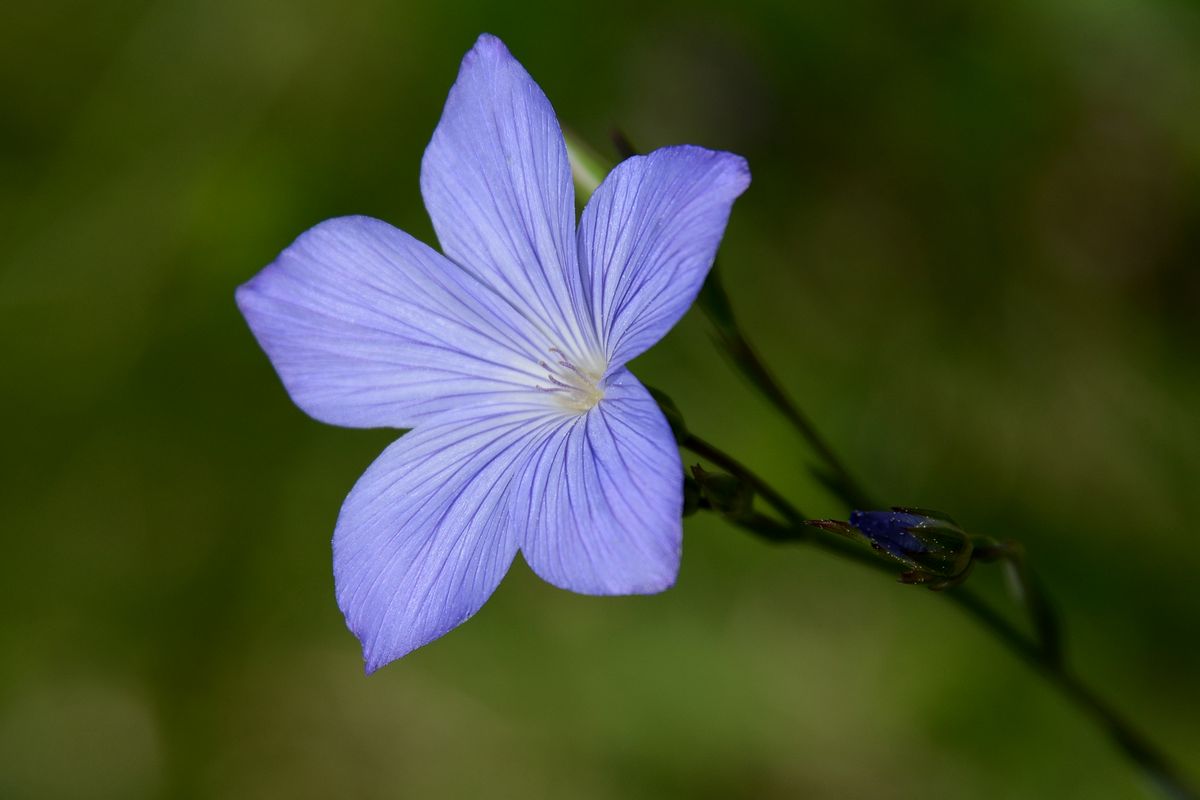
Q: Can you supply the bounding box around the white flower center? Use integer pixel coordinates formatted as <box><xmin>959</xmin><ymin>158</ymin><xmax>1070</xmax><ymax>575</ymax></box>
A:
<box><xmin>536</xmin><ymin>347</ymin><xmax>605</xmax><ymax>413</ymax></box>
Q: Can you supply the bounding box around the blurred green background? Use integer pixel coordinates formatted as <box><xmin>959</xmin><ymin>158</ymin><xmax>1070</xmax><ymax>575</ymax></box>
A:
<box><xmin>2</xmin><ymin>0</ymin><xmax>1198</xmax><ymax>797</ymax></box>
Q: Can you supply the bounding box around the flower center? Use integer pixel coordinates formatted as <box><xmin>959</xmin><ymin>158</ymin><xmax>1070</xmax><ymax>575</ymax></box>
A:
<box><xmin>536</xmin><ymin>347</ymin><xmax>605</xmax><ymax>413</ymax></box>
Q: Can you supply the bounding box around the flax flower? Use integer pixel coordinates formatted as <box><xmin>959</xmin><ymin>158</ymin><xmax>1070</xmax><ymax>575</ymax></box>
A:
<box><xmin>237</xmin><ymin>34</ymin><xmax>749</xmax><ymax>671</ymax></box>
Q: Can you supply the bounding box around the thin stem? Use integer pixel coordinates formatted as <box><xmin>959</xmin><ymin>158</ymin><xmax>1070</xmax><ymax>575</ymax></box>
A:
<box><xmin>696</xmin><ymin>449</ymin><xmax>1196</xmax><ymax>800</ymax></box>
<box><xmin>608</xmin><ymin>132</ymin><xmax>870</xmax><ymax>507</ymax></box>
<box><xmin>681</xmin><ymin>433</ymin><xmax>806</xmax><ymax>524</ymax></box>
<box><xmin>944</xmin><ymin>591</ymin><xmax>1192</xmax><ymax>800</ymax></box>
<box><xmin>974</xmin><ymin>538</ymin><xmax>1064</xmax><ymax>666</ymax></box>
<box><xmin>696</xmin><ymin>268</ymin><xmax>875</xmax><ymax>509</ymax></box>
<box><xmin>730</xmin><ymin>510</ymin><xmax>902</xmax><ymax>574</ymax></box>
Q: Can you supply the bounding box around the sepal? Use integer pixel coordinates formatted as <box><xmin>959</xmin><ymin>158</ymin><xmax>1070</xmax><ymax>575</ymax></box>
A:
<box><xmin>690</xmin><ymin>464</ymin><xmax>754</xmax><ymax>520</ymax></box>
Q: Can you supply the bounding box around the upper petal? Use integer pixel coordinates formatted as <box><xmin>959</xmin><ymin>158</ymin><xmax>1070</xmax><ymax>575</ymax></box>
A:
<box><xmin>236</xmin><ymin>215</ymin><xmax>549</xmax><ymax>429</ymax></box>
<box><xmin>516</xmin><ymin>369</ymin><xmax>683</xmax><ymax>595</ymax></box>
<box><xmin>335</xmin><ymin>402</ymin><xmax>565</xmax><ymax>672</ymax></box>
<box><xmin>420</xmin><ymin>34</ymin><xmax>595</xmax><ymax>361</ymax></box>
<box><xmin>577</xmin><ymin>145</ymin><xmax>750</xmax><ymax>368</ymax></box>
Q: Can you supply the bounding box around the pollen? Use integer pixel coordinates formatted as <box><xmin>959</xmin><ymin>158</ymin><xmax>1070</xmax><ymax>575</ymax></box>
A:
<box><xmin>536</xmin><ymin>347</ymin><xmax>606</xmax><ymax>413</ymax></box>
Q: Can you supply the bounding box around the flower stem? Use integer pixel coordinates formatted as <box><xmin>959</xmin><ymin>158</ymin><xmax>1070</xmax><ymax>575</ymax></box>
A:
<box><xmin>943</xmin><ymin>586</ymin><xmax>1193</xmax><ymax>800</ymax></box>
<box><xmin>604</xmin><ymin>130</ymin><xmax>869</xmax><ymax>508</ymax></box>
<box><xmin>973</xmin><ymin>537</ymin><xmax>1064</xmax><ymax>667</ymax></box>
<box><xmin>695</xmin><ymin>266</ymin><xmax>875</xmax><ymax>509</ymax></box>
<box><xmin>685</xmin><ymin>435</ymin><xmax>1195</xmax><ymax>799</ymax></box>
<box><xmin>681</xmin><ymin>433</ymin><xmax>807</xmax><ymax>524</ymax></box>
<box><xmin>694</xmin><ymin>259</ymin><xmax>1070</xmax><ymax>679</ymax></box>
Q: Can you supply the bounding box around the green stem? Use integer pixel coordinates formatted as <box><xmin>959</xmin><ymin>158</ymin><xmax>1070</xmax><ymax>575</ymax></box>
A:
<box><xmin>683</xmin><ymin>436</ymin><xmax>902</xmax><ymax>573</ymax></box>
<box><xmin>696</xmin><ymin>259</ymin><xmax>1072</xmax><ymax>690</ymax></box>
<box><xmin>682</xmin><ymin>432</ymin><xmax>806</xmax><ymax>524</ymax></box>
<box><xmin>689</xmin><ymin>437</ymin><xmax>1195</xmax><ymax>800</ymax></box>
<box><xmin>697</xmin><ymin>268</ymin><xmax>875</xmax><ymax>509</ymax></box>
<box><xmin>974</xmin><ymin>538</ymin><xmax>1064</xmax><ymax>667</ymax></box>
<box><xmin>603</xmin><ymin>132</ymin><xmax>871</xmax><ymax>508</ymax></box>
<box><xmin>944</xmin><ymin>588</ymin><xmax>1191</xmax><ymax>800</ymax></box>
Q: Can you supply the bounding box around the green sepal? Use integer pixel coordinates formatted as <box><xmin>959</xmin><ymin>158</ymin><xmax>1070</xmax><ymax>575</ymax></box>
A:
<box><xmin>563</xmin><ymin>128</ymin><xmax>610</xmax><ymax>204</ymax></box>
<box><xmin>690</xmin><ymin>464</ymin><xmax>754</xmax><ymax>520</ymax></box>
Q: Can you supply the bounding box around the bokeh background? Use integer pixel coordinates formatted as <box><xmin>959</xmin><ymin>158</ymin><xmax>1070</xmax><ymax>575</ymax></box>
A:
<box><xmin>3</xmin><ymin>1</ymin><xmax>1198</xmax><ymax>797</ymax></box>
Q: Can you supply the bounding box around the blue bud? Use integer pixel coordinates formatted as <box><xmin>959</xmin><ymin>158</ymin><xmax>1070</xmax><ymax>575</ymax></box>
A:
<box><xmin>849</xmin><ymin>508</ymin><xmax>973</xmax><ymax>585</ymax></box>
<box><xmin>848</xmin><ymin>510</ymin><xmax>933</xmax><ymax>560</ymax></box>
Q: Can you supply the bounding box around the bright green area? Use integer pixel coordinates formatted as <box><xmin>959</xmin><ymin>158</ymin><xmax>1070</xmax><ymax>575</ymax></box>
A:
<box><xmin>2</xmin><ymin>1</ymin><xmax>1198</xmax><ymax>797</ymax></box>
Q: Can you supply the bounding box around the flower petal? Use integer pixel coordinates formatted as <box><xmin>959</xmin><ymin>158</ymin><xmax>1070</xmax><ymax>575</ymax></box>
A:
<box><xmin>421</xmin><ymin>34</ymin><xmax>594</xmax><ymax>359</ymax></box>
<box><xmin>577</xmin><ymin>145</ymin><xmax>750</xmax><ymax>368</ymax></box>
<box><xmin>335</xmin><ymin>402</ymin><xmax>564</xmax><ymax>672</ymax></box>
<box><xmin>236</xmin><ymin>215</ymin><xmax>549</xmax><ymax>429</ymax></box>
<box><xmin>516</xmin><ymin>369</ymin><xmax>683</xmax><ymax>595</ymax></box>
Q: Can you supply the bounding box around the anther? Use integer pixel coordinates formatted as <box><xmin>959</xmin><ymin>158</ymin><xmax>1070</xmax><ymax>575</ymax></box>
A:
<box><xmin>534</xmin><ymin>346</ymin><xmax>606</xmax><ymax>413</ymax></box>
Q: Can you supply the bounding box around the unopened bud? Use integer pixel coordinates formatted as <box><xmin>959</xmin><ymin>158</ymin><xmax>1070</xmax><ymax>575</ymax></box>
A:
<box><xmin>848</xmin><ymin>508</ymin><xmax>973</xmax><ymax>585</ymax></box>
<box><xmin>563</xmin><ymin>128</ymin><xmax>609</xmax><ymax>203</ymax></box>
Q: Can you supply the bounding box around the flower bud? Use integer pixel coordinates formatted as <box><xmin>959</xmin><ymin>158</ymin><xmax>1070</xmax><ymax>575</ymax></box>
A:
<box><xmin>848</xmin><ymin>508</ymin><xmax>973</xmax><ymax>586</ymax></box>
<box><xmin>563</xmin><ymin>128</ymin><xmax>608</xmax><ymax>202</ymax></box>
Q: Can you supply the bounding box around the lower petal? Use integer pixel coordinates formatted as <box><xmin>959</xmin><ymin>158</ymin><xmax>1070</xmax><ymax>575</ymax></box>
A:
<box><xmin>517</xmin><ymin>369</ymin><xmax>683</xmax><ymax>595</ymax></box>
<box><xmin>334</xmin><ymin>403</ymin><xmax>562</xmax><ymax>672</ymax></box>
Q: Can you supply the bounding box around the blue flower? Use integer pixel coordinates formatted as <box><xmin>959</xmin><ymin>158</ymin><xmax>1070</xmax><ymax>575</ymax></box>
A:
<box><xmin>236</xmin><ymin>34</ymin><xmax>749</xmax><ymax>672</ymax></box>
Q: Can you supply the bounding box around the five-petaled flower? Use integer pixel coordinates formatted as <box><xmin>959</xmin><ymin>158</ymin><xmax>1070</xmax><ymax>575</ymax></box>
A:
<box><xmin>236</xmin><ymin>34</ymin><xmax>750</xmax><ymax>672</ymax></box>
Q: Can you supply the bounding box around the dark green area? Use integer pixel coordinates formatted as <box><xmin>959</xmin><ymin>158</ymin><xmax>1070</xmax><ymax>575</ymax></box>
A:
<box><xmin>2</xmin><ymin>1</ymin><xmax>1198</xmax><ymax>797</ymax></box>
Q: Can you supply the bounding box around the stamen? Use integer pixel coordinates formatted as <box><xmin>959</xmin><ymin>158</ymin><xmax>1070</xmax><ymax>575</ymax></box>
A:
<box><xmin>549</xmin><ymin>347</ymin><xmax>591</xmax><ymax>380</ymax></box>
<box><xmin>533</xmin><ymin>347</ymin><xmax>606</xmax><ymax>413</ymax></box>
